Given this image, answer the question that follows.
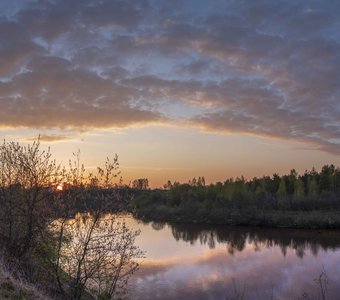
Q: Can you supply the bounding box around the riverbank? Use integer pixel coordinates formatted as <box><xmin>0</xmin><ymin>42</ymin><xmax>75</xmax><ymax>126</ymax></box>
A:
<box><xmin>0</xmin><ymin>258</ymin><xmax>51</xmax><ymax>300</ymax></box>
<box><xmin>133</xmin><ymin>206</ymin><xmax>340</xmax><ymax>229</ymax></box>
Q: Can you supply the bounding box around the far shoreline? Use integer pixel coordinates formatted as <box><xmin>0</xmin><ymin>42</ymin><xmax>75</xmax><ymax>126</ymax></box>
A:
<box><xmin>131</xmin><ymin>208</ymin><xmax>340</xmax><ymax>230</ymax></box>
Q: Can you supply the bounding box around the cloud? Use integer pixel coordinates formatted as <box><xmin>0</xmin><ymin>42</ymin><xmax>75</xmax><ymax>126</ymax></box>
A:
<box><xmin>26</xmin><ymin>134</ymin><xmax>71</xmax><ymax>142</ymax></box>
<box><xmin>188</xmin><ymin>77</ymin><xmax>340</xmax><ymax>154</ymax></box>
<box><xmin>0</xmin><ymin>0</ymin><xmax>339</xmax><ymax>152</ymax></box>
<box><xmin>0</xmin><ymin>61</ymin><xmax>163</xmax><ymax>129</ymax></box>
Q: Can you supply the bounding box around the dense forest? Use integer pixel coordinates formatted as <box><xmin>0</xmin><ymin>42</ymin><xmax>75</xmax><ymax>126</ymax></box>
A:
<box><xmin>131</xmin><ymin>165</ymin><xmax>340</xmax><ymax>228</ymax></box>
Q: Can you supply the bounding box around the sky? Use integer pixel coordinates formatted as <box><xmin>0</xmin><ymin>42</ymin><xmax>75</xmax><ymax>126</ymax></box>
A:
<box><xmin>0</xmin><ymin>0</ymin><xmax>340</xmax><ymax>187</ymax></box>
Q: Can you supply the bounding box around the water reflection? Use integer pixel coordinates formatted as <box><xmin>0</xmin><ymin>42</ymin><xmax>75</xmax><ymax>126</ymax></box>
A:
<box><xmin>168</xmin><ymin>222</ymin><xmax>340</xmax><ymax>258</ymax></box>
<box><xmin>128</xmin><ymin>217</ymin><xmax>340</xmax><ymax>300</ymax></box>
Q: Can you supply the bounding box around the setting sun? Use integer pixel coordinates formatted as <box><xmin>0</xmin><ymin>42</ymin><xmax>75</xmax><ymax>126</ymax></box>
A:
<box><xmin>0</xmin><ymin>1</ymin><xmax>340</xmax><ymax>299</ymax></box>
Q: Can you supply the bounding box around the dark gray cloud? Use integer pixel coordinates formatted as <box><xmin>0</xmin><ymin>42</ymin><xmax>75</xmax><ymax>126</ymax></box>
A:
<box><xmin>0</xmin><ymin>0</ymin><xmax>339</xmax><ymax>152</ymax></box>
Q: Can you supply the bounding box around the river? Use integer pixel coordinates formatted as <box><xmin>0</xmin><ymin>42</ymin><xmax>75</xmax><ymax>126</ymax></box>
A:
<box><xmin>123</xmin><ymin>216</ymin><xmax>340</xmax><ymax>300</ymax></box>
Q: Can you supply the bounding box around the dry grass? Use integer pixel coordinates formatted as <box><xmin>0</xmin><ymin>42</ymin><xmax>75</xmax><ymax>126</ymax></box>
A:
<box><xmin>0</xmin><ymin>256</ymin><xmax>52</xmax><ymax>300</ymax></box>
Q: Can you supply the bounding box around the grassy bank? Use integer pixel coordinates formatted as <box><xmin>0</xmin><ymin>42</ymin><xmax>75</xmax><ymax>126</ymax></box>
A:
<box><xmin>0</xmin><ymin>257</ymin><xmax>51</xmax><ymax>300</ymax></box>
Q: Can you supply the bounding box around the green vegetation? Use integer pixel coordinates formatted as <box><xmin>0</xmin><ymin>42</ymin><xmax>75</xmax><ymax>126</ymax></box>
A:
<box><xmin>0</xmin><ymin>139</ymin><xmax>143</xmax><ymax>299</ymax></box>
<box><xmin>132</xmin><ymin>167</ymin><xmax>340</xmax><ymax>228</ymax></box>
<box><xmin>1</xmin><ymin>137</ymin><xmax>340</xmax><ymax>298</ymax></box>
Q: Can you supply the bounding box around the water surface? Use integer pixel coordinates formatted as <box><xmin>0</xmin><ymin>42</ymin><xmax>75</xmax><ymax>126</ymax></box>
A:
<box><xmin>124</xmin><ymin>216</ymin><xmax>340</xmax><ymax>300</ymax></box>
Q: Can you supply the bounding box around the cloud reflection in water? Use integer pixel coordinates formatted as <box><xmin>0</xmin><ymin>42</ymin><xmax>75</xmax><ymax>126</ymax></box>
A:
<box><xmin>126</xmin><ymin>217</ymin><xmax>340</xmax><ymax>300</ymax></box>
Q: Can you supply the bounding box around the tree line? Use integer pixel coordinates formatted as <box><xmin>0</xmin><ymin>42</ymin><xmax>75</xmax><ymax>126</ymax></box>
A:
<box><xmin>132</xmin><ymin>166</ymin><xmax>340</xmax><ymax>228</ymax></box>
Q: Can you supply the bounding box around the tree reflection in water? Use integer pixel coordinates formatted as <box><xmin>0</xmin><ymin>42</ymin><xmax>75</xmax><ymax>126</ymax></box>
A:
<box><xmin>129</xmin><ymin>217</ymin><xmax>340</xmax><ymax>300</ymax></box>
<box><xmin>145</xmin><ymin>220</ymin><xmax>340</xmax><ymax>258</ymax></box>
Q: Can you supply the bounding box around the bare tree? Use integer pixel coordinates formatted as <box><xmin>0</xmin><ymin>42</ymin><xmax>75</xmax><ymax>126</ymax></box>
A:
<box><xmin>48</xmin><ymin>153</ymin><xmax>143</xmax><ymax>299</ymax></box>
<box><xmin>0</xmin><ymin>138</ymin><xmax>61</xmax><ymax>256</ymax></box>
<box><xmin>0</xmin><ymin>138</ymin><xmax>144</xmax><ymax>299</ymax></box>
<box><xmin>132</xmin><ymin>178</ymin><xmax>149</xmax><ymax>190</ymax></box>
<box><xmin>52</xmin><ymin>213</ymin><xmax>143</xmax><ymax>300</ymax></box>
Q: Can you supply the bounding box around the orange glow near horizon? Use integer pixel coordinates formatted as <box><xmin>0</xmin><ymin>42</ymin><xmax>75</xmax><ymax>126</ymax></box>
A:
<box><xmin>7</xmin><ymin>126</ymin><xmax>338</xmax><ymax>189</ymax></box>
